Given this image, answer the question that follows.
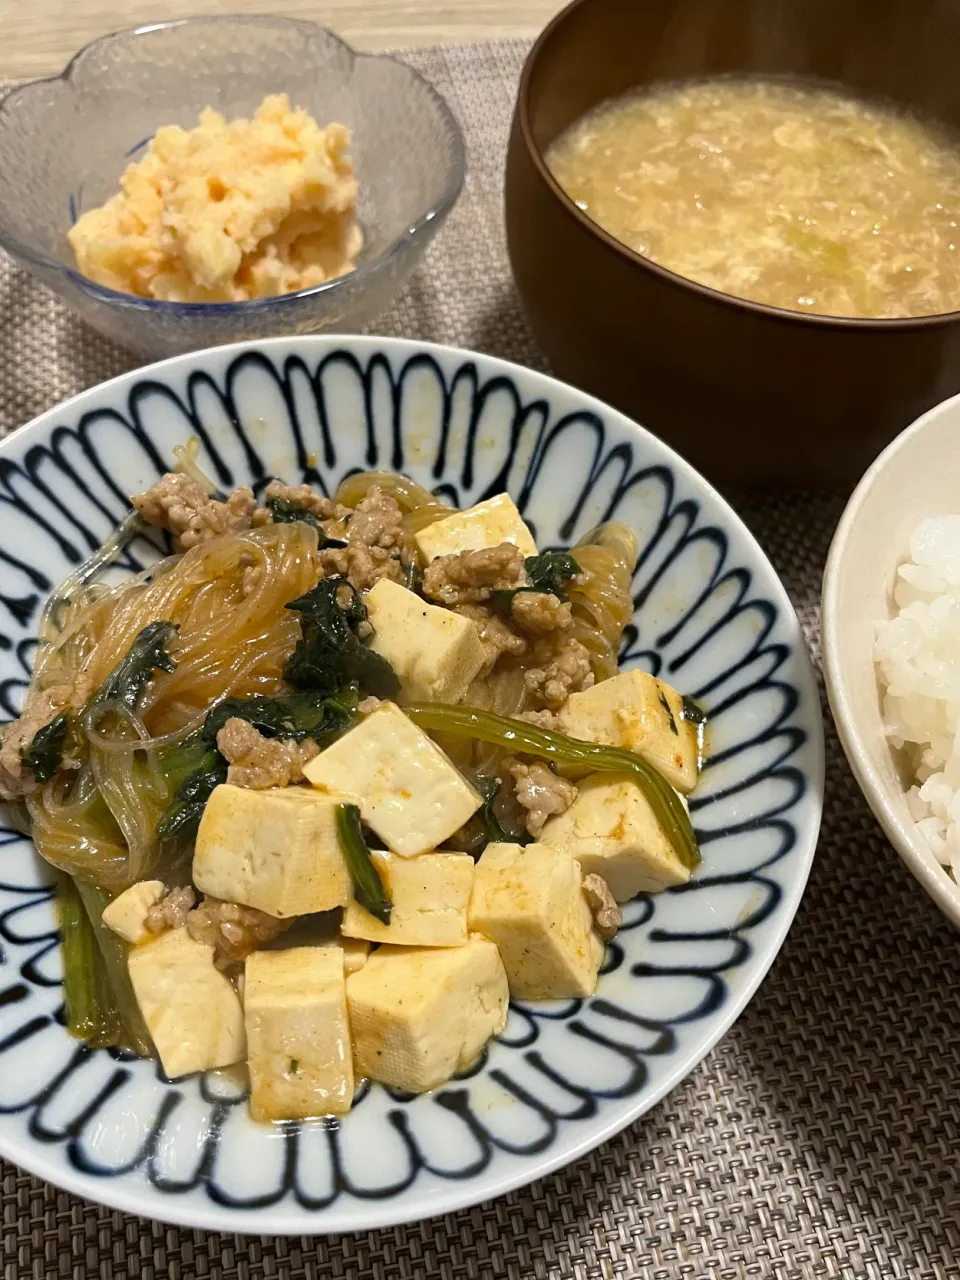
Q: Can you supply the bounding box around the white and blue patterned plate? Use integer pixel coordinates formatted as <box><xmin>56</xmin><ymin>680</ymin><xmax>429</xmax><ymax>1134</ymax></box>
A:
<box><xmin>0</xmin><ymin>337</ymin><xmax>823</xmax><ymax>1232</ymax></box>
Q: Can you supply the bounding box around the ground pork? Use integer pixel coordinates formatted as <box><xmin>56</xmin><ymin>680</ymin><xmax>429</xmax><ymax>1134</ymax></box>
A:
<box><xmin>357</xmin><ymin>696</ymin><xmax>382</xmax><ymax>715</ymax></box>
<box><xmin>582</xmin><ymin>873</ymin><xmax>622</xmax><ymax>942</ymax></box>
<box><xmin>511</xmin><ymin>591</ymin><xmax>574</xmax><ymax>633</ymax></box>
<box><xmin>0</xmin><ymin>687</ymin><xmax>72</xmax><ymax>800</ymax></box>
<box><xmin>524</xmin><ymin>635</ymin><xmax>595</xmax><ymax>709</ymax></box>
<box><xmin>520</xmin><ymin>708</ymin><xmax>560</xmax><ymax>732</ymax></box>
<box><xmin>264</xmin><ymin>480</ymin><xmax>347</xmax><ymax>524</ymax></box>
<box><xmin>422</xmin><ymin>544</ymin><xmax>525</xmax><ymax>606</ymax></box>
<box><xmin>185</xmin><ymin>896</ymin><xmax>289</xmax><ymax>971</ymax></box>
<box><xmin>237</xmin><ymin>551</ymin><xmax>265</xmax><ymax>599</ymax></box>
<box><xmin>132</xmin><ymin>473</ymin><xmax>270</xmax><ymax>550</ymax></box>
<box><xmin>264</xmin><ymin>480</ymin><xmax>351</xmax><ymax>541</ymax></box>
<box><xmin>504</xmin><ymin>757</ymin><xmax>578</xmax><ymax>837</ymax></box>
<box><xmin>455</xmin><ymin>603</ymin><xmax>528</xmax><ymax>674</ymax></box>
<box><xmin>216</xmin><ymin>718</ymin><xmax>319</xmax><ymax>789</ymax></box>
<box><xmin>346</xmin><ymin>486</ymin><xmax>408</xmax><ymax>552</ymax></box>
<box><xmin>144</xmin><ymin>885</ymin><xmax>197</xmax><ymax>935</ymax></box>
<box><xmin>318</xmin><ymin>543</ymin><xmax>403</xmax><ymax>593</ymax></box>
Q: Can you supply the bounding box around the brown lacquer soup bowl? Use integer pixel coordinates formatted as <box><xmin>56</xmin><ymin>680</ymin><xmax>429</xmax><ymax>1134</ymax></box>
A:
<box><xmin>505</xmin><ymin>0</ymin><xmax>960</xmax><ymax>491</ymax></box>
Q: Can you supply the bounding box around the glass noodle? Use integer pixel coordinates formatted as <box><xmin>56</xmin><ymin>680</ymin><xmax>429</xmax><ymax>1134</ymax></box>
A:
<box><xmin>20</xmin><ymin>468</ymin><xmax>638</xmax><ymax>893</ymax></box>
<box><xmin>26</xmin><ymin>522</ymin><xmax>320</xmax><ymax>890</ymax></box>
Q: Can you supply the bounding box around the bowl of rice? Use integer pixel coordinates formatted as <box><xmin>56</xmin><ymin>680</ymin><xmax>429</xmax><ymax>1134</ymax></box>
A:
<box><xmin>823</xmin><ymin>391</ymin><xmax>960</xmax><ymax>925</ymax></box>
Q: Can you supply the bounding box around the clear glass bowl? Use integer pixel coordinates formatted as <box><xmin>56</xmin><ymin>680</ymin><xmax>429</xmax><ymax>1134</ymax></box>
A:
<box><xmin>0</xmin><ymin>17</ymin><xmax>465</xmax><ymax>357</ymax></box>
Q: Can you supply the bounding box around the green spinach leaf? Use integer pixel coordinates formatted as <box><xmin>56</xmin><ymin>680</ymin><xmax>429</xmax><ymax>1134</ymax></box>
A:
<box><xmin>440</xmin><ymin>772</ymin><xmax>529</xmax><ymax>857</ymax></box>
<box><xmin>525</xmin><ymin>551</ymin><xmax>582</xmax><ymax>597</ymax></box>
<box><xmin>491</xmin><ymin>551</ymin><xmax>582</xmax><ymax>615</ymax></box>
<box><xmin>284</xmin><ymin>577</ymin><xmax>399</xmax><ymax>697</ymax></box>
<box><xmin>267</xmin><ymin>497</ymin><xmax>346</xmax><ymax>547</ymax></box>
<box><xmin>680</xmin><ymin>695</ymin><xmax>707</xmax><ymax>727</ymax></box>
<box><xmin>21</xmin><ymin>712</ymin><xmax>69</xmax><ymax>783</ymax></box>
<box><xmin>202</xmin><ymin>687</ymin><xmax>358</xmax><ymax>745</ymax></box>
<box><xmin>90</xmin><ymin>621</ymin><xmax>179</xmax><ymax>712</ymax></box>
<box><xmin>155</xmin><ymin>745</ymin><xmax>228</xmax><ymax>842</ymax></box>
<box><xmin>25</xmin><ymin>621</ymin><xmax>178</xmax><ymax>785</ymax></box>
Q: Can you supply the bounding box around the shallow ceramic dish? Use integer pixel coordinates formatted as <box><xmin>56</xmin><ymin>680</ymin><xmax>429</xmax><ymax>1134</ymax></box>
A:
<box><xmin>0</xmin><ymin>17</ymin><xmax>464</xmax><ymax>357</ymax></box>
<box><xmin>823</xmin><ymin>391</ymin><xmax>960</xmax><ymax>926</ymax></box>
<box><xmin>0</xmin><ymin>336</ymin><xmax>823</xmax><ymax>1231</ymax></box>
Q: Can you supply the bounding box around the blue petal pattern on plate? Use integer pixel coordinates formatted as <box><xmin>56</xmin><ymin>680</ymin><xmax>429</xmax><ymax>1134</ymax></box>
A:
<box><xmin>0</xmin><ymin>337</ymin><xmax>823</xmax><ymax>1232</ymax></box>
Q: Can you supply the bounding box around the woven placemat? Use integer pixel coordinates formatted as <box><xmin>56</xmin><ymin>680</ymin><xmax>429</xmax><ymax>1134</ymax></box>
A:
<box><xmin>3</xmin><ymin>37</ymin><xmax>960</xmax><ymax>1280</ymax></box>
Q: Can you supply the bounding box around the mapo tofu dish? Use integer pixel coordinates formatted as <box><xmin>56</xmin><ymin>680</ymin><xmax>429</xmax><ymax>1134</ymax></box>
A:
<box><xmin>0</xmin><ymin>458</ymin><xmax>704</xmax><ymax>1121</ymax></box>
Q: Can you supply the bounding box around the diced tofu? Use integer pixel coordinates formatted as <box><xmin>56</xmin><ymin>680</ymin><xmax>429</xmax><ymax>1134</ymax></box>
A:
<box><xmin>468</xmin><ymin>842</ymin><xmax>603</xmax><ymax>1000</ymax></box>
<box><xmin>303</xmin><ymin>702</ymin><xmax>481</xmax><ymax>856</ymax></box>
<box><xmin>193</xmin><ymin>784</ymin><xmax>355</xmax><ymax>918</ymax></box>
<box><xmin>342</xmin><ymin>851</ymin><xmax>474</xmax><ymax>947</ymax></box>
<box><xmin>557</xmin><ymin>669</ymin><xmax>700</xmax><ymax>793</ymax></box>
<box><xmin>101</xmin><ymin>879</ymin><xmax>165</xmax><ymax>944</ymax></box>
<box><xmin>244</xmin><ymin>947</ymin><xmax>354</xmax><ymax>1121</ymax></box>
<box><xmin>414</xmin><ymin>493</ymin><xmax>537</xmax><ymax>563</ymax></box>
<box><xmin>347</xmin><ymin>936</ymin><xmax>508</xmax><ymax>1092</ymax></box>
<box><xmin>340</xmin><ymin>936</ymin><xmax>371</xmax><ymax>975</ymax></box>
<box><xmin>128</xmin><ymin>928</ymin><xmax>245</xmax><ymax>1078</ymax></box>
<box><xmin>539</xmin><ymin>772</ymin><xmax>691</xmax><ymax>901</ymax></box>
<box><xmin>365</xmin><ymin>579</ymin><xmax>485</xmax><ymax>703</ymax></box>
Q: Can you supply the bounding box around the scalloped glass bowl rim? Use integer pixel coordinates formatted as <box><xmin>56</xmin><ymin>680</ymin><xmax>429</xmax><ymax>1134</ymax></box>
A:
<box><xmin>0</xmin><ymin>16</ymin><xmax>467</xmax><ymax>315</ymax></box>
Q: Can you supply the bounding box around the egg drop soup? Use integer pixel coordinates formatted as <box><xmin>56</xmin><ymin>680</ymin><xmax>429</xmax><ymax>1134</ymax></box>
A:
<box><xmin>547</xmin><ymin>79</ymin><xmax>960</xmax><ymax>319</ymax></box>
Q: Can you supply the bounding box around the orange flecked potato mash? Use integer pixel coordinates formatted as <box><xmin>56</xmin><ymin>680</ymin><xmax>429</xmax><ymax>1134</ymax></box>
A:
<box><xmin>67</xmin><ymin>94</ymin><xmax>363</xmax><ymax>303</ymax></box>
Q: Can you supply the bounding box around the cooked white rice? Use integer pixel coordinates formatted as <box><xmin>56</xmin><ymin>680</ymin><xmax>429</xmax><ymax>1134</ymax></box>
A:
<box><xmin>875</xmin><ymin>515</ymin><xmax>960</xmax><ymax>877</ymax></box>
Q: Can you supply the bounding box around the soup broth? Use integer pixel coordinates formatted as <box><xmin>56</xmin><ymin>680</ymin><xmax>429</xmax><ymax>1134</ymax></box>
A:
<box><xmin>547</xmin><ymin>79</ymin><xmax>960</xmax><ymax>319</ymax></box>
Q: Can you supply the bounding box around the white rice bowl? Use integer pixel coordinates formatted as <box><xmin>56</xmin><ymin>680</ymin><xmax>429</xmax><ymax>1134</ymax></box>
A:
<box><xmin>875</xmin><ymin>514</ymin><xmax>960</xmax><ymax>878</ymax></box>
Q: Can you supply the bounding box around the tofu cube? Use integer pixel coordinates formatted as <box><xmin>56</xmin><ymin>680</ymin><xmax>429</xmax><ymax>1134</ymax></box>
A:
<box><xmin>557</xmin><ymin>669</ymin><xmax>700</xmax><ymax>793</ymax></box>
<box><xmin>468</xmin><ymin>842</ymin><xmax>603</xmax><ymax>1000</ymax></box>
<box><xmin>193</xmin><ymin>784</ymin><xmax>355</xmax><ymax>919</ymax></box>
<box><xmin>347</xmin><ymin>936</ymin><xmax>508</xmax><ymax>1092</ymax></box>
<box><xmin>128</xmin><ymin>928</ymin><xmax>245</xmax><ymax>1078</ymax></box>
<box><xmin>342</xmin><ymin>851</ymin><xmax>474</xmax><ymax>947</ymax></box>
<box><xmin>539</xmin><ymin>772</ymin><xmax>691</xmax><ymax>901</ymax></box>
<box><xmin>365</xmin><ymin>579</ymin><xmax>485</xmax><ymax>703</ymax></box>
<box><xmin>339</xmin><ymin>936</ymin><xmax>371</xmax><ymax>975</ymax></box>
<box><xmin>101</xmin><ymin>879</ymin><xmax>165</xmax><ymax>944</ymax></box>
<box><xmin>414</xmin><ymin>493</ymin><xmax>537</xmax><ymax>563</ymax></box>
<box><xmin>244</xmin><ymin>947</ymin><xmax>354</xmax><ymax>1121</ymax></box>
<box><xmin>303</xmin><ymin>701</ymin><xmax>481</xmax><ymax>856</ymax></box>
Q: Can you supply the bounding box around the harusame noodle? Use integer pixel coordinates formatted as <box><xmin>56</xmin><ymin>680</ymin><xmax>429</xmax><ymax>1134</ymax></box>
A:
<box><xmin>26</xmin><ymin>522</ymin><xmax>320</xmax><ymax>891</ymax></box>
<box><xmin>569</xmin><ymin>522</ymin><xmax>638</xmax><ymax>681</ymax></box>
<box><xmin>19</xmin><ymin>471</ymin><xmax>638</xmax><ymax>892</ymax></box>
<box><xmin>335</xmin><ymin>469</ymin><xmax>453</xmax><ymax>533</ymax></box>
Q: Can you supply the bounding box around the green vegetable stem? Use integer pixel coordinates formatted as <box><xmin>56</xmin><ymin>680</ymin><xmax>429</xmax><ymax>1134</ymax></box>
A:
<box><xmin>335</xmin><ymin>803</ymin><xmax>392</xmax><ymax>924</ymax></box>
<box><xmin>58</xmin><ymin>875</ymin><xmax>154</xmax><ymax>1054</ymax></box>
<box><xmin>155</xmin><ymin>745</ymin><xmax>228</xmax><ymax>842</ymax></box>
<box><xmin>73</xmin><ymin>879</ymin><xmax>154</xmax><ymax>1056</ymax></box>
<box><xmin>405</xmin><ymin>703</ymin><xmax>700</xmax><ymax>870</ymax></box>
<box><xmin>57</xmin><ymin>874</ymin><xmax>119</xmax><ymax>1047</ymax></box>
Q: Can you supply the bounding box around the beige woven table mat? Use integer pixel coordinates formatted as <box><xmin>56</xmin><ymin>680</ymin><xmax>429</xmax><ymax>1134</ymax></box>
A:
<box><xmin>2</xmin><ymin>36</ymin><xmax>959</xmax><ymax>1280</ymax></box>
